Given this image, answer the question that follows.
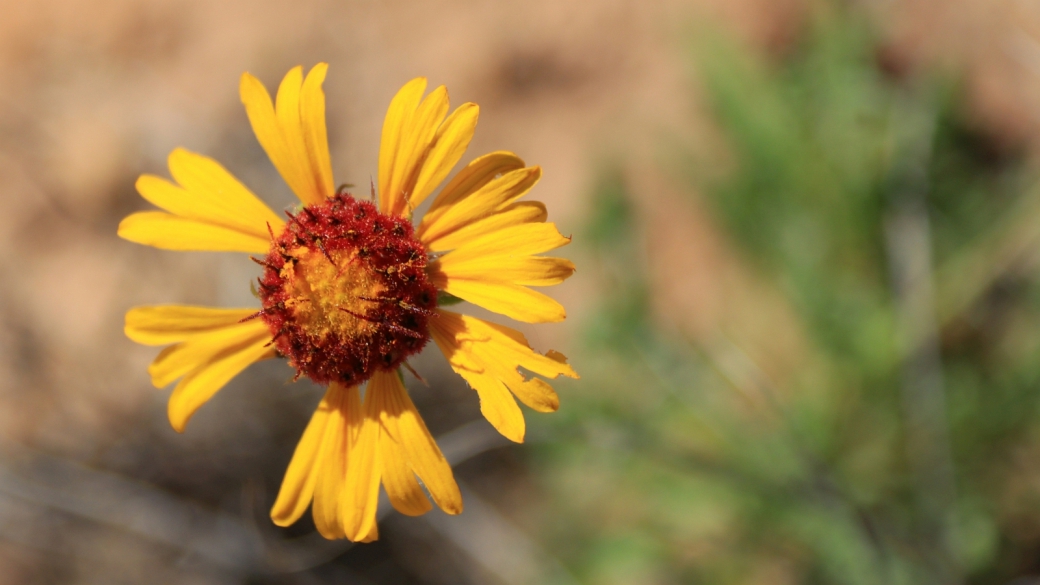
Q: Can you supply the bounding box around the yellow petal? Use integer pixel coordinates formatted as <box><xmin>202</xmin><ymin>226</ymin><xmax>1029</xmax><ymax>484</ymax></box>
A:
<box><xmin>431</xmin><ymin>310</ymin><xmax>577</xmax><ymax>442</ymax></box>
<box><xmin>417</xmin><ymin>167</ymin><xmax>541</xmax><ymax>245</ymax></box>
<box><xmin>118</xmin><ymin>211</ymin><xmax>271</xmax><ymax>253</ymax></box>
<box><xmin>357</xmin><ymin>522</ymin><xmax>379</xmax><ymax>543</ymax></box>
<box><xmin>275</xmin><ymin>66</ymin><xmax>308</xmax><ymax>197</ymax></box>
<box><xmin>125</xmin><ymin>148</ymin><xmax>283</xmax><ymax>255</ymax></box>
<box><xmin>312</xmin><ymin>383</ymin><xmax>359</xmax><ymax>539</ymax></box>
<box><xmin>424</xmin><ymin>201</ymin><xmax>546</xmax><ymax>252</ymax></box>
<box><xmin>376</xmin><ymin>78</ymin><xmax>482</xmax><ymax>217</ymax></box>
<box><xmin>125</xmin><ymin>306</ymin><xmax>257</xmax><ymax>346</ymax></box>
<box><xmin>506</xmin><ymin>377</ymin><xmax>560</xmax><ymax>413</ymax></box>
<box><xmin>378</xmin><ymin>425</ymin><xmax>433</xmax><ymax>516</ymax></box>
<box><xmin>370</xmin><ymin>370</ymin><xmax>462</xmax><ymax>515</ymax></box>
<box><xmin>241</xmin><ymin>72</ymin><xmax>297</xmax><ymax>197</ymax></box>
<box><xmin>162</xmin><ymin>148</ymin><xmax>285</xmax><ymax>236</ymax></box>
<box><xmin>432</xmin><ymin>221</ymin><xmax>570</xmax><ymax>264</ymax></box>
<box><xmin>147</xmin><ymin>317</ymin><xmax>271</xmax><ymax>388</ymax></box>
<box><xmin>300</xmin><ymin>63</ymin><xmax>335</xmax><ymax>201</ymax></box>
<box><xmin>271</xmin><ymin>385</ymin><xmax>337</xmax><ymax>527</ymax></box>
<box><xmin>166</xmin><ymin>321</ymin><xmax>275</xmax><ymax>432</ymax></box>
<box><xmin>391</xmin><ymin>85</ymin><xmax>449</xmax><ymax>216</ymax></box>
<box><xmin>431</xmin><ymin>277</ymin><xmax>567</xmax><ymax>323</ymax></box>
<box><xmin>465</xmin><ymin>370</ymin><xmax>526</xmax><ymax>443</ymax></box>
<box><xmin>408</xmin><ymin>103</ymin><xmax>480</xmax><ymax>212</ymax></box>
<box><xmin>427</xmin><ymin>222</ymin><xmax>574</xmax><ymax>321</ymax></box>
<box><xmin>119</xmin><ymin>210</ymin><xmax>272</xmax><ymax>253</ymax></box>
<box><xmin>274</xmin><ymin>67</ymin><xmax>318</xmax><ymax>204</ymax></box>
<box><xmin>240</xmin><ymin>65</ymin><xmax>333</xmax><ymax>207</ymax></box>
<box><xmin>378</xmin><ymin>78</ymin><xmax>427</xmax><ymax>216</ymax></box>
<box><xmin>435</xmin><ymin>255</ymin><xmax>576</xmax><ymax>287</ymax></box>
<box><xmin>420</xmin><ymin>151</ymin><xmax>526</xmax><ymax>229</ymax></box>
<box><xmin>341</xmin><ymin>386</ymin><xmax>382</xmax><ymax>541</ymax></box>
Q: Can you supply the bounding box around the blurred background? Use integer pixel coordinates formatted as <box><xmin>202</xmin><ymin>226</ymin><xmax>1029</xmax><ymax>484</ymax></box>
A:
<box><xmin>6</xmin><ymin>0</ymin><xmax>1040</xmax><ymax>583</ymax></box>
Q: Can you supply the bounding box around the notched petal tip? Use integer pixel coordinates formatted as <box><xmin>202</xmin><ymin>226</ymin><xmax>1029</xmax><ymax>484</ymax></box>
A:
<box><xmin>545</xmin><ymin>350</ymin><xmax>580</xmax><ymax>379</ymax></box>
<box><xmin>441</xmin><ymin>497</ymin><xmax>463</xmax><ymax>516</ymax></box>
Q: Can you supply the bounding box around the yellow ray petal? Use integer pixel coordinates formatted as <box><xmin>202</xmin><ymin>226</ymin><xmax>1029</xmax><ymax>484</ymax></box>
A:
<box><xmin>378</xmin><ymin>78</ymin><xmax>427</xmax><ymax>216</ymax></box>
<box><xmin>407</xmin><ymin>103</ymin><xmax>479</xmax><ymax>212</ymax></box>
<box><xmin>481</xmin><ymin>318</ymin><xmax>577</xmax><ymax>379</ymax></box>
<box><xmin>125</xmin><ymin>306</ymin><xmax>257</xmax><ymax>346</ymax></box>
<box><xmin>435</xmin><ymin>256</ymin><xmax>576</xmax><ymax>287</ymax></box>
<box><xmin>341</xmin><ymin>386</ymin><xmax>382</xmax><ymax>541</ymax></box>
<box><xmin>118</xmin><ymin>211</ymin><xmax>272</xmax><ymax>253</ymax></box>
<box><xmin>166</xmin><ymin>322</ymin><xmax>276</xmax><ymax>432</ymax></box>
<box><xmin>377</xmin><ymin>79</ymin><xmax>482</xmax><ymax>218</ymax></box>
<box><xmin>423</xmin><ymin>201</ymin><xmax>546</xmax><ymax>252</ymax></box>
<box><xmin>506</xmin><ymin>377</ymin><xmax>560</xmax><ymax>413</ymax></box>
<box><xmin>392</xmin><ymin>85</ymin><xmax>449</xmax><ymax>215</ymax></box>
<box><xmin>275</xmin><ymin>66</ymin><xmax>308</xmax><ymax>199</ymax></box>
<box><xmin>420</xmin><ymin>151</ymin><xmax>526</xmax><ymax>229</ymax></box>
<box><xmin>147</xmin><ymin>318</ymin><xmax>270</xmax><ymax>388</ymax></box>
<box><xmin>241</xmin><ymin>65</ymin><xmax>333</xmax><ymax>206</ymax></box>
<box><xmin>431</xmin><ymin>277</ymin><xmax>567</xmax><ymax>323</ymax></box>
<box><xmin>378</xmin><ymin>426</ymin><xmax>433</xmax><ymax>517</ymax></box>
<box><xmin>464</xmin><ymin>369</ymin><xmax>526</xmax><ymax>443</ymax></box>
<box><xmin>417</xmin><ymin>167</ymin><xmax>541</xmax><ymax>244</ymax></box>
<box><xmin>431</xmin><ymin>310</ymin><xmax>578</xmax><ymax>442</ymax></box>
<box><xmin>432</xmin><ymin>221</ymin><xmax>570</xmax><ymax>265</ymax></box>
<box><xmin>300</xmin><ymin>63</ymin><xmax>335</xmax><ymax>201</ymax></box>
<box><xmin>427</xmin><ymin>222</ymin><xmax>574</xmax><ymax>321</ymax></box>
<box><xmin>163</xmin><ymin>148</ymin><xmax>285</xmax><ymax>235</ymax></box>
<box><xmin>357</xmin><ymin>522</ymin><xmax>379</xmax><ymax>543</ymax></box>
<box><xmin>371</xmin><ymin>370</ymin><xmax>462</xmax><ymax>515</ymax></box>
<box><xmin>241</xmin><ymin>71</ymin><xmax>299</xmax><ymax>199</ymax></box>
<box><xmin>271</xmin><ymin>385</ymin><xmax>337</xmax><ymax>527</ymax></box>
<box><xmin>312</xmin><ymin>383</ymin><xmax>358</xmax><ymax>539</ymax></box>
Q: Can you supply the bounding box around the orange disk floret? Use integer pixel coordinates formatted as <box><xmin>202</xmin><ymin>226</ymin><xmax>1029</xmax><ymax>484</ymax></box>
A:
<box><xmin>256</xmin><ymin>192</ymin><xmax>436</xmax><ymax>386</ymax></box>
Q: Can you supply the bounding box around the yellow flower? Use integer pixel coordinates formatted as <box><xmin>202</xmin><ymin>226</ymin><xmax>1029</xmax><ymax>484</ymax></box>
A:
<box><xmin>119</xmin><ymin>64</ymin><xmax>578</xmax><ymax>541</ymax></box>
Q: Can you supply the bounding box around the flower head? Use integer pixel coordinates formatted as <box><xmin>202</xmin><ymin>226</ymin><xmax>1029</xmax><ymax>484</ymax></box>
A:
<box><xmin>120</xmin><ymin>64</ymin><xmax>578</xmax><ymax>541</ymax></box>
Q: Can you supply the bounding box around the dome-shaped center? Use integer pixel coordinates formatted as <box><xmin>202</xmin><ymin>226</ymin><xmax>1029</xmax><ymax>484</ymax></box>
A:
<box><xmin>257</xmin><ymin>192</ymin><xmax>436</xmax><ymax>385</ymax></box>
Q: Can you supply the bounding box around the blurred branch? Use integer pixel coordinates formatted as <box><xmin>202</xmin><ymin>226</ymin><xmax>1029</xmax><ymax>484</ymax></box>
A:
<box><xmin>418</xmin><ymin>482</ymin><xmax>580</xmax><ymax>585</ymax></box>
<box><xmin>0</xmin><ymin>417</ymin><xmax>512</xmax><ymax>578</ymax></box>
<box><xmin>933</xmin><ymin>27</ymin><xmax>1040</xmax><ymax>330</ymax></box>
<box><xmin>884</xmin><ymin>94</ymin><xmax>961</xmax><ymax>584</ymax></box>
<box><xmin>635</xmin><ymin>338</ymin><xmax>898</xmax><ymax>583</ymax></box>
<box><xmin>0</xmin><ymin>443</ymin><xmax>264</xmax><ymax>570</ymax></box>
<box><xmin>933</xmin><ymin>182</ymin><xmax>1040</xmax><ymax>328</ymax></box>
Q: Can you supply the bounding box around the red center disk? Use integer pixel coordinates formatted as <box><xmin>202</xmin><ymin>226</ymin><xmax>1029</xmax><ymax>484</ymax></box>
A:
<box><xmin>257</xmin><ymin>193</ymin><xmax>437</xmax><ymax>386</ymax></box>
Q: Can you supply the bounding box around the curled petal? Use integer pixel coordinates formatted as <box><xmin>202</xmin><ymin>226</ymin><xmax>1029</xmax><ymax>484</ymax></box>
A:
<box><xmin>431</xmin><ymin>310</ymin><xmax>577</xmax><ymax>442</ymax></box>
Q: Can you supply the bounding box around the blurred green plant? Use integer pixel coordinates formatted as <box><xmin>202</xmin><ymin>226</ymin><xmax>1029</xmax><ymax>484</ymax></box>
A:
<box><xmin>535</xmin><ymin>5</ymin><xmax>1040</xmax><ymax>585</ymax></box>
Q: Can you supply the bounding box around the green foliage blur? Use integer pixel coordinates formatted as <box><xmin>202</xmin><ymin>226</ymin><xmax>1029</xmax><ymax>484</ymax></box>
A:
<box><xmin>535</xmin><ymin>5</ymin><xmax>1040</xmax><ymax>585</ymax></box>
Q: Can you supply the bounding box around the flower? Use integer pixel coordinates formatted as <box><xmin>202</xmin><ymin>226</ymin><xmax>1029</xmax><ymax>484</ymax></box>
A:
<box><xmin>119</xmin><ymin>63</ymin><xmax>578</xmax><ymax>541</ymax></box>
